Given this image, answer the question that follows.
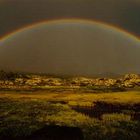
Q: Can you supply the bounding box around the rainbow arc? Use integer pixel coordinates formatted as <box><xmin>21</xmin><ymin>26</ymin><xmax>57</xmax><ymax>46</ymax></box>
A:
<box><xmin>0</xmin><ymin>18</ymin><xmax>140</xmax><ymax>43</ymax></box>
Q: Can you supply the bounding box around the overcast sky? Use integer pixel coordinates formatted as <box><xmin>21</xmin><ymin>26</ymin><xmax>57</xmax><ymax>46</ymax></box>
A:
<box><xmin>0</xmin><ymin>0</ymin><xmax>140</xmax><ymax>75</ymax></box>
<box><xmin>0</xmin><ymin>20</ymin><xmax>140</xmax><ymax>75</ymax></box>
<box><xmin>0</xmin><ymin>0</ymin><xmax>140</xmax><ymax>38</ymax></box>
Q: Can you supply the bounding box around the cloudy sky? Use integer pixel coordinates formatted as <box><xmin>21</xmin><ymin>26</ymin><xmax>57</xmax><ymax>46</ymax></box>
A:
<box><xmin>0</xmin><ymin>0</ymin><xmax>140</xmax><ymax>75</ymax></box>
<box><xmin>0</xmin><ymin>0</ymin><xmax>140</xmax><ymax>38</ymax></box>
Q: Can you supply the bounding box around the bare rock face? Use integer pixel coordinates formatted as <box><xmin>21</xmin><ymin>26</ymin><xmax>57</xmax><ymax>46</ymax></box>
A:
<box><xmin>124</xmin><ymin>74</ymin><xmax>140</xmax><ymax>80</ymax></box>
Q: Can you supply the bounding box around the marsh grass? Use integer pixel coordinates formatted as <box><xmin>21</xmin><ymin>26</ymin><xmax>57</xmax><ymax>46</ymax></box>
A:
<box><xmin>0</xmin><ymin>91</ymin><xmax>140</xmax><ymax>139</ymax></box>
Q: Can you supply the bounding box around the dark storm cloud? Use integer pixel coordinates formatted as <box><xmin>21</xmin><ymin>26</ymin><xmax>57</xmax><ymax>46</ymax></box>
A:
<box><xmin>0</xmin><ymin>21</ymin><xmax>140</xmax><ymax>75</ymax></box>
<box><xmin>0</xmin><ymin>0</ymin><xmax>140</xmax><ymax>38</ymax></box>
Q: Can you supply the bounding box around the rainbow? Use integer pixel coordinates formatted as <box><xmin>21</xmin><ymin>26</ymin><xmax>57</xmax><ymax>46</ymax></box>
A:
<box><xmin>0</xmin><ymin>18</ymin><xmax>140</xmax><ymax>43</ymax></box>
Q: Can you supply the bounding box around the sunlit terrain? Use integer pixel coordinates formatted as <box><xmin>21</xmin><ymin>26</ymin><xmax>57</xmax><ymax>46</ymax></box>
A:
<box><xmin>0</xmin><ymin>71</ymin><xmax>140</xmax><ymax>140</ymax></box>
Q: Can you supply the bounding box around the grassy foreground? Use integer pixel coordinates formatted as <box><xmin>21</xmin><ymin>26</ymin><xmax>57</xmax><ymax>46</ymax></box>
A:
<box><xmin>0</xmin><ymin>72</ymin><xmax>140</xmax><ymax>139</ymax></box>
<box><xmin>0</xmin><ymin>90</ymin><xmax>140</xmax><ymax>140</ymax></box>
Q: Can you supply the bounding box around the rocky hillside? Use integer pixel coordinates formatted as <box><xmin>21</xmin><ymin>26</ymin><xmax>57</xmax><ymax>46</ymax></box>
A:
<box><xmin>0</xmin><ymin>71</ymin><xmax>140</xmax><ymax>91</ymax></box>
